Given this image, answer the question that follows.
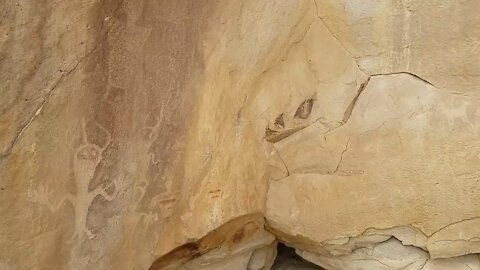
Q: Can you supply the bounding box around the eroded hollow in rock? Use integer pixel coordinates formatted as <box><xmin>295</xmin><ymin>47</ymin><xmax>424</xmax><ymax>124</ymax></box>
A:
<box><xmin>271</xmin><ymin>243</ymin><xmax>324</xmax><ymax>270</ymax></box>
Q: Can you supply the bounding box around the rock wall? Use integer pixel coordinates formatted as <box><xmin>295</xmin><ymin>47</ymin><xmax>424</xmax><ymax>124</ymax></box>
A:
<box><xmin>265</xmin><ymin>0</ymin><xmax>480</xmax><ymax>269</ymax></box>
<box><xmin>1</xmin><ymin>1</ymin><xmax>480</xmax><ymax>270</ymax></box>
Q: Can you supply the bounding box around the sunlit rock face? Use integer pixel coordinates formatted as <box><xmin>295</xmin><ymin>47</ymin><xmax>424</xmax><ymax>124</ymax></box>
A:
<box><xmin>0</xmin><ymin>0</ymin><xmax>309</xmax><ymax>269</ymax></box>
<box><xmin>1</xmin><ymin>0</ymin><xmax>480</xmax><ymax>269</ymax></box>
<box><xmin>265</xmin><ymin>0</ymin><xmax>480</xmax><ymax>269</ymax></box>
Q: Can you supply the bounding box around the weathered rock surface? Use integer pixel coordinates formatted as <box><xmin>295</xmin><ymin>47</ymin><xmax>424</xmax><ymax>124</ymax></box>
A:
<box><xmin>263</xmin><ymin>2</ymin><xmax>480</xmax><ymax>268</ymax></box>
<box><xmin>2</xmin><ymin>0</ymin><xmax>480</xmax><ymax>269</ymax></box>
<box><xmin>300</xmin><ymin>238</ymin><xmax>480</xmax><ymax>270</ymax></box>
<box><xmin>1</xmin><ymin>0</ymin><xmax>316</xmax><ymax>268</ymax></box>
<box><xmin>315</xmin><ymin>0</ymin><xmax>480</xmax><ymax>97</ymax></box>
<box><xmin>266</xmin><ymin>72</ymin><xmax>480</xmax><ymax>267</ymax></box>
<box><xmin>150</xmin><ymin>216</ymin><xmax>276</xmax><ymax>270</ymax></box>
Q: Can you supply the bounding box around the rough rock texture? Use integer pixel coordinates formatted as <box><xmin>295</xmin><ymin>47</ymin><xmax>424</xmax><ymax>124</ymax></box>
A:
<box><xmin>150</xmin><ymin>216</ymin><xmax>277</xmax><ymax>270</ymax></box>
<box><xmin>272</xmin><ymin>244</ymin><xmax>323</xmax><ymax>270</ymax></box>
<box><xmin>263</xmin><ymin>0</ymin><xmax>480</xmax><ymax>269</ymax></box>
<box><xmin>315</xmin><ymin>0</ymin><xmax>480</xmax><ymax>97</ymax></box>
<box><xmin>266</xmin><ymin>73</ymin><xmax>480</xmax><ymax>268</ymax></box>
<box><xmin>0</xmin><ymin>0</ymin><xmax>311</xmax><ymax>269</ymax></box>
<box><xmin>300</xmin><ymin>239</ymin><xmax>480</xmax><ymax>270</ymax></box>
<box><xmin>1</xmin><ymin>0</ymin><xmax>480</xmax><ymax>269</ymax></box>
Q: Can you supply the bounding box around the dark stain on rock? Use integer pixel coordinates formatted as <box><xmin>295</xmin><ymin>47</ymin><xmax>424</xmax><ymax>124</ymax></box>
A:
<box><xmin>149</xmin><ymin>242</ymin><xmax>201</xmax><ymax>270</ymax></box>
<box><xmin>86</xmin><ymin>193</ymin><xmax>121</xmax><ymax>236</ymax></box>
<box><xmin>294</xmin><ymin>98</ymin><xmax>315</xmax><ymax>119</ymax></box>
<box><xmin>265</xmin><ymin>127</ymin><xmax>279</xmax><ymax>138</ymax></box>
<box><xmin>85</xmin><ymin>120</ymin><xmax>110</xmax><ymax>148</ymax></box>
<box><xmin>103</xmin><ymin>86</ymin><xmax>126</xmax><ymax>105</ymax></box>
<box><xmin>274</xmin><ymin>113</ymin><xmax>285</xmax><ymax>129</ymax></box>
<box><xmin>134</xmin><ymin>0</ymin><xmax>212</xmax><ymax>213</ymax></box>
<box><xmin>232</xmin><ymin>228</ymin><xmax>245</xmax><ymax>243</ymax></box>
<box><xmin>149</xmin><ymin>213</ymin><xmax>263</xmax><ymax>270</ymax></box>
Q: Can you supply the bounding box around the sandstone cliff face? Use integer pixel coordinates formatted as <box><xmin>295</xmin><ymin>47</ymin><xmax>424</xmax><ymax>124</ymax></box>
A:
<box><xmin>1</xmin><ymin>1</ymin><xmax>480</xmax><ymax>270</ymax></box>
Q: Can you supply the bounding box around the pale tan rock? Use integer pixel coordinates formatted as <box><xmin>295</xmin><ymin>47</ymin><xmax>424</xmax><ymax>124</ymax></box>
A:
<box><xmin>274</xmin><ymin>121</ymin><xmax>348</xmax><ymax>175</ymax></box>
<box><xmin>265</xmin><ymin>144</ymin><xmax>289</xmax><ymax>181</ymax></box>
<box><xmin>186</xmin><ymin>253</ymin><xmax>253</xmax><ymax>270</ymax></box>
<box><xmin>314</xmin><ymin>0</ymin><xmax>480</xmax><ymax>97</ymax></box>
<box><xmin>422</xmin><ymin>255</ymin><xmax>480</xmax><ymax>270</ymax></box>
<box><xmin>266</xmin><ymin>73</ymin><xmax>480</xmax><ymax>260</ymax></box>
<box><xmin>322</xmin><ymin>234</ymin><xmax>391</xmax><ymax>256</ymax></box>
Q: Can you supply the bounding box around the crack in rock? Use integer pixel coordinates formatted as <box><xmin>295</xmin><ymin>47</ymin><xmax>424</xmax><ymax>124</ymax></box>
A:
<box><xmin>332</xmin><ymin>137</ymin><xmax>350</xmax><ymax>174</ymax></box>
<box><xmin>273</xmin><ymin>144</ymin><xmax>290</xmax><ymax>177</ymax></box>
<box><xmin>2</xmin><ymin>51</ymin><xmax>93</xmax><ymax>158</ymax></box>
<box><xmin>428</xmin><ymin>217</ymin><xmax>480</xmax><ymax>237</ymax></box>
<box><xmin>0</xmin><ymin>19</ymin><xmax>116</xmax><ymax>160</ymax></box>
